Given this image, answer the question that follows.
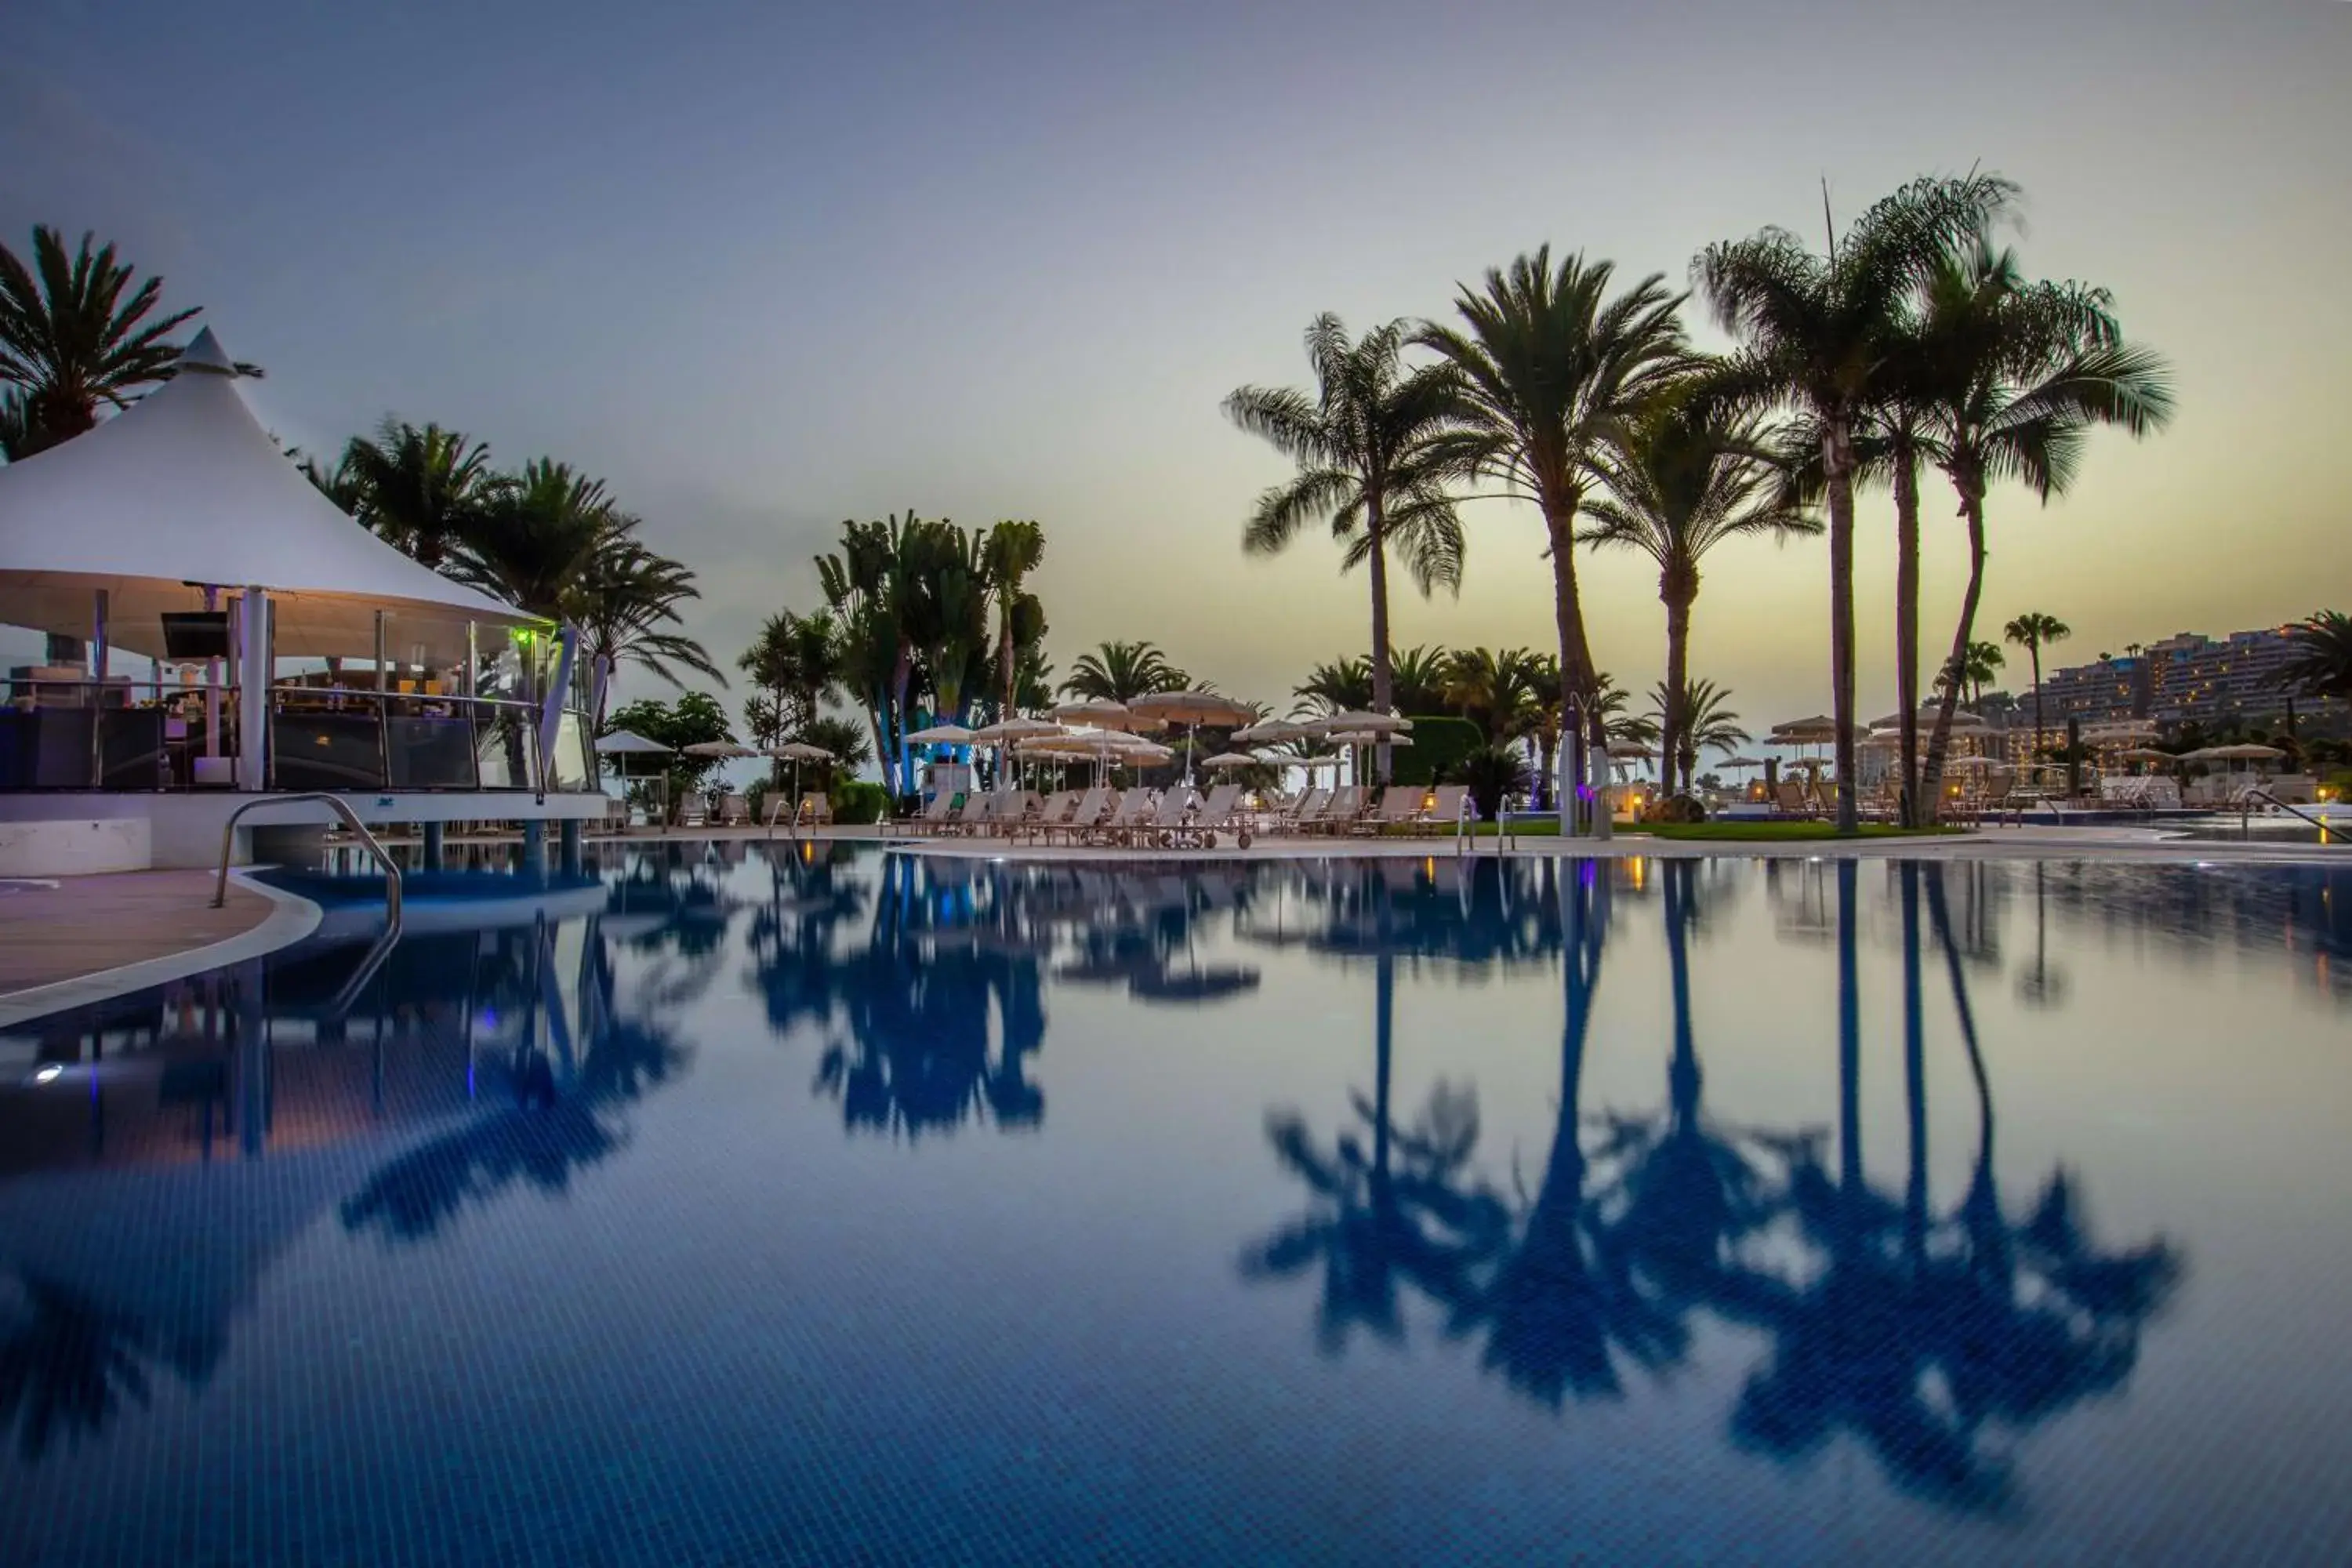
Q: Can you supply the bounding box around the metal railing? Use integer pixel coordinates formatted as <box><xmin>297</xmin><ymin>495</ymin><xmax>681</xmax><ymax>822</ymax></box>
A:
<box><xmin>212</xmin><ymin>792</ymin><xmax>404</xmax><ymax>933</ymax></box>
<box><xmin>2238</xmin><ymin>789</ymin><xmax>2341</xmax><ymax>844</ymax></box>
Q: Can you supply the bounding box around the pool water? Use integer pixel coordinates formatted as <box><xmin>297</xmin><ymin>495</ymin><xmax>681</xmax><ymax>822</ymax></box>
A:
<box><xmin>3</xmin><ymin>844</ymin><xmax>2349</xmax><ymax>1564</ymax></box>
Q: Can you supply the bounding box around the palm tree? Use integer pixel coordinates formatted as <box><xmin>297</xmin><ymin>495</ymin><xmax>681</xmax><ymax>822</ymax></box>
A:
<box><xmin>1917</xmin><ymin>236</ymin><xmax>2173</xmax><ymax>810</ymax></box>
<box><xmin>1225</xmin><ymin>314</ymin><xmax>1465</xmax><ymax>782</ymax></box>
<box><xmin>340</xmin><ymin>418</ymin><xmax>499</xmax><ymax>571</ymax></box>
<box><xmin>0</xmin><ymin>387</ymin><xmax>39</xmax><ymax>463</ymax></box>
<box><xmin>2276</xmin><ymin>611</ymin><xmax>2352</xmax><ymax>702</ymax></box>
<box><xmin>0</xmin><ymin>226</ymin><xmax>197</xmax><ymax>454</ymax></box>
<box><xmin>1061</xmin><ymin>639</ymin><xmax>1189</xmax><ymax>704</ymax></box>
<box><xmin>1647</xmin><ymin>677</ymin><xmax>1751</xmax><ymax>793</ymax></box>
<box><xmin>740</xmin><ymin>610</ymin><xmax>845</xmax><ymax>739</ymax></box>
<box><xmin>448</xmin><ymin>459</ymin><xmax>618</xmax><ymax>617</ymax></box>
<box><xmin>1387</xmin><ymin>644</ymin><xmax>1453</xmax><ymax>715</ymax></box>
<box><xmin>2004</xmin><ymin>612</ymin><xmax>2071</xmax><ymax>759</ymax></box>
<box><xmin>1292</xmin><ymin>655</ymin><xmax>1373</xmax><ymax>718</ymax></box>
<box><xmin>1417</xmin><ymin>249</ymin><xmax>1688</xmax><ymax>836</ymax></box>
<box><xmin>981</xmin><ymin>519</ymin><xmax>1047</xmax><ymax>716</ymax></box>
<box><xmin>1582</xmin><ymin>381</ymin><xmax>1813</xmax><ymax>781</ymax></box>
<box><xmin>1696</xmin><ymin>172</ymin><xmax>2021</xmax><ymax>832</ymax></box>
<box><xmin>572</xmin><ymin>535</ymin><xmax>723</xmax><ymax>723</ymax></box>
<box><xmin>1441</xmin><ymin>646</ymin><xmax>1541</xmax><ymax>743</ymax></box>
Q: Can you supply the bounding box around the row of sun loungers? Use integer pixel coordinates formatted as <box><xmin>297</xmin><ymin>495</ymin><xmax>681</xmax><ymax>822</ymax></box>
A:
<box><xmin>893</xmin><ymin>782</ymin><xmax>1470</xmax><ymax>848</ymax></box>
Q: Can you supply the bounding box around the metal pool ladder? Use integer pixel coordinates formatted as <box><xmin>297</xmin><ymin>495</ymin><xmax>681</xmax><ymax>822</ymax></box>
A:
<box><xmin>212</xmin><ymin>792</ymin><xmax>405</xmax><ymax>933</ymax></box>
<box><xmin>2238</xmin><ymin>789</ymin><xmax>2341</xmax><ymax>844</ymax></box>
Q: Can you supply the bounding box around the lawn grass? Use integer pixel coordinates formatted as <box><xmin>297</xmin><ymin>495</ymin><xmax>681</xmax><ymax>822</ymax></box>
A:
<box><xmin>1633</xmin><ymin>821</ymin><xmax>1964</xmax><ymax>841</ymax></box>
<box><xmin>1461</xmin><ymin>818</ymin><xmax>1962</xmax><ymax>841</ymax></box>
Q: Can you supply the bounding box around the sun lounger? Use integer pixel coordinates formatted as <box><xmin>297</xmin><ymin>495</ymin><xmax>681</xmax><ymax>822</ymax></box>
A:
<box><xmin>1354</xmin><ymin>785</ymin><xmax>1426</xmax><ymax>836</ymax></box>
<box><xmin>1045</xmin><ymin>786</ymin><xmax>1114</xmax><ymax>845</ymax></box>
<box><xmin>896</xmin><ymin>791</ymin><xmax>956</xmax><ymax>837</ymax></box>
<box><xmin>1268</xmin><ymin>786</ymin><xmax>1329</xmax><ymax>836</ymax></box>
<box><xmin>1025</xmin><ymin>790</ymin><xmax>1077</xmax><ymax>842</ymax></box>
<box><xmin>1095</xmin><ymin>787</ymin><xmax>1159</xmax><ymax>846</ymax></box>
<box><xmin>675</xmin><ymin>793</ymin><xmax>709</xmax><ymax>829</ymax></box>
<box><xmin>1134</xmin><ymin>786</ymin><xmax>1200</xmax><ymax>846</ymax></box>
<box><xmin>1414</xmin><ymin>783</ymin><xmax>1470</xmax><ymax>837</ymax></box>
<box><xmin>1306</xmin><ymin>786</ymin><xmax>1365</xmax><ymax>836</ymax></box>
<box><xmin>718</xmin><ymin>793</ymin><xmax>750</xmax><ymax>827</ymax></box>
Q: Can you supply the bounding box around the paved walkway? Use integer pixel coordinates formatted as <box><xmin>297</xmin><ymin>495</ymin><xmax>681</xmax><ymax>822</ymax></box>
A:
<box><xmin>0</xmin><ymin>870</ymin><xmax>276</xmax><ymax>996</ymax></box>
<box><xmin>622</xmin><ymin>822</ymin><xmax>2346</xmax><ymax>867</ymax></box>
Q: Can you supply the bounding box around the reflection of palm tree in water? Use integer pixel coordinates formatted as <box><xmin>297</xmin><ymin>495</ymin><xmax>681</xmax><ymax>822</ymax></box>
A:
<box><xmin>340</xmin><ymin>913</ymin><xmax>691</xmax><ymax>1243</ymax></box>
<box><xmin>1590</xmin><ymin>859</ymin><xmax>1773</xmax><ymax>1319</ymax></box>
<box><xmin>1731</xmin><ymin>862</ymin><xmax>2183</xmax><ymax>1514</ymax></box>
<box><xmin>1241</xmin><ymin>950</ymin><xmax>1508</xmax><ymax>1351</ymax></box>
<box><xmin>811</xmin><ymin>854</ymin><xmax>1047</xmax><ymax>1137</ymax></box>
<box><xmin>1457</xmin><ymin>862</ymin><xmax>1685</xmax><ymax>1405</ymax></box>
<box><xmin>0</xmin><ymin>1272</ymin><xmax>181</xmax><ymax>1461</ymax></box>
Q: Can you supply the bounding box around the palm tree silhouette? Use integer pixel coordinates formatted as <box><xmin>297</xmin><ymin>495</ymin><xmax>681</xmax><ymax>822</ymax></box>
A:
<box><xmin>1727</xmin><ymin>862</ymin><xmax>2183</xmax><ymax>1515</ymax></box>
<box><xmin>1588</xmin><ymin>860</ymin><xmax>1773</xmax><ymax>1313</ymax></box>
<box><xmin>0</xmin><ymin>1272</ymin><xmax>163</xmax><ymax>1461</ymax></box>
<box><xmin>1452</xmin><ymin>862</ymin><xmax>1686</xmax><ymax>1406</ymax></box>
<box><xmin>1242</xmin><ymin>946</ymin><xmax>1509</xmax><ymax>1353</ymax></box>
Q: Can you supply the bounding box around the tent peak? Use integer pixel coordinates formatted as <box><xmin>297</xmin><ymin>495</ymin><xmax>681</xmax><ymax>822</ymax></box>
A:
<box><xmin>176</xmin><ymin>326</ymin><xmax>243</xmax><ymax>377</ymax></box>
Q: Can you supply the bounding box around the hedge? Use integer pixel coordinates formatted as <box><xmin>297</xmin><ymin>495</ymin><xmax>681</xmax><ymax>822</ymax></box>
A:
<box><xmin>1390</xmin><ymin>715</ymin><xmax>1485</xmax><ymax>786</ymax></box>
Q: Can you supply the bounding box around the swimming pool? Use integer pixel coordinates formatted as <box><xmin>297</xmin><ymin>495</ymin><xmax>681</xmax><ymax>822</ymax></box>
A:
<box><xmin>3</xmin><ymin>844</ymin><xmax>2347</xmax><ymax>1563</ymax></box>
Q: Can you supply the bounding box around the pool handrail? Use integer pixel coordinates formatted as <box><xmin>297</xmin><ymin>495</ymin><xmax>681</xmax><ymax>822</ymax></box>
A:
<box><xmin>212</xmin><ymin>792</ymin><xmax>405</xmax><ymax>935</ymax></box>
<box><xmin>2238</xmin><ymin>788</ymin><xmax>2340</xmax><ymax>844</ymax></box>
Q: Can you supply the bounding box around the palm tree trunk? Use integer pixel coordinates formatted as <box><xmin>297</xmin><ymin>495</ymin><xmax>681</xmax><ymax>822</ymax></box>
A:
<box><xmin>1000</xmin><ymin>625</ymin><xmax>1016</xmax><ymax>720</ymax></box>
<box><xmin>2029</xmin><ymin>641</ymin><xmax>2045</xmax><ymax>766</ymax></box>
<box><xmin>1661</xmin><ymin>573</ymin><xmax>1693</xmax><ymax>805</ymax></box>
<box><xmin>1900</xmin><ymin>864</ymin><xmax>1928</xmax><ymax>1270</ymax></box>
<box><xmin>1825</xmin><ymin>432</ymin><xmax>1860</xmax><ymax>834</ymax></box>
<box><xmin>1546</xmin><ymin>510</ymin><xmax>1599</xmax><ymax>836</ymax></box>
<box><xmin>1835</xmin><ymin>858</ymin><xmax>1863</xmax><ymax>1198</ymax></box>
<box><xmin>1893</xmin><ymin>450</ymin><xmax>1922</xmax><ymax>826</ymax></box>
<box><xmin>1922</xmin><ymin>484</ymin><xmax>1989</xmax><ymax>818</ymax></box>
<box><xmin>1367</xmin><ymin>504</ymin><xmax>1395</xmax><ymax>786</ymax></box>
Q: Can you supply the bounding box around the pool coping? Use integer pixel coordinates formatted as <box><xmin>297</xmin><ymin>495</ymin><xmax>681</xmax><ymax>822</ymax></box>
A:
<box><xmin>0</xmin><ymin>871</ymin><xmax>323</xmax><ymax>1030</ymax></box>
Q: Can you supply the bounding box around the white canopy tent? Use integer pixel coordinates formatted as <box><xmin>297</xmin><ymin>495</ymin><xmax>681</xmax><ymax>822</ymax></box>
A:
<box><xmin>0</xmin><ymin>329</ymin><xmax>538</xmax><ymax>665</ymax></box>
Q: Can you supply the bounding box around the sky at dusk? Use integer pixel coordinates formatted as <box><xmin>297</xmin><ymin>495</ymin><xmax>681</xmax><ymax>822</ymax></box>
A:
<box><xmin>6</xmin><ymin>0</ymin><xmax>2348</xmax><ymax>731</ymax></box>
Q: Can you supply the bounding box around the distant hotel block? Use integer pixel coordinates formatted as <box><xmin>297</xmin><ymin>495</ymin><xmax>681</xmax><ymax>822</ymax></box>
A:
<box><xmin>2027</xmin><ymin>626</ymin><xmax>2344</xmax><ymax>728</ymax></box>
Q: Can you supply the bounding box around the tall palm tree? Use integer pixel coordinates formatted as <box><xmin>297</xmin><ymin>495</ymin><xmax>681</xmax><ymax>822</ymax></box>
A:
<box><xmin>340</xmin><ymin>418</ymin><xmax>499</xmax><ymax>571</ymax></box>
<box><xmin>0</xmin><ymin>226</ymin><xmax>196</xmax><ymax>453</ymax></box>
<box><xmin>2003</xmin><ymin>612</ymin><xmax>2071</xmax><ymax>760</ymax></box>
<box><xmin>1916</xmin><ymin>237</ymin><xmax>2173</xmax><ymax>809</ymax></box>
<box><xmin>1225</xmin><ymin>314</ymin><xmax>1465</xmax><ymax>782</ymax></box>
<box><xmin>1582</xmin><ymin>381</ymin><xmax>1813</xmax><ymax>781</ymax></box>
<box><xmin>2274</xmin><ymin>610</ymin><xmax>2352</xmax><ymax>702</ymax></box>
<box><xmin>981</xmin><ymin>519</ymin><xmax>1048</xmax><ymax>716</ymax></box>
<box><xmin>1061</xmin><ymin>639</ymin><xmax>1189</xmax><ymax>703</ymax></box>
<box><xmin>1417</xmin><ymin>249</ymin><xmax>1688</xmax><ymax>836</ymax></box>
<box><xmin>1696</xmin><ymin>172</ymin><xmax>2020</xmax><ymax>832</ymax></box>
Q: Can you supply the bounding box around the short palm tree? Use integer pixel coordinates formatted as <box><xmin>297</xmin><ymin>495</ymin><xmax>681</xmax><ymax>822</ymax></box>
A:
<box><xmin>1225</xmin><ymin>314</ymin><xmax>1465</xmax><ymax>782</ymax></box>
<box><xmin>1647</xmin><ymin>677</ymin><xmax>1751</xmax><ymax>792</ymax></box>
<box><xmin>1695</xmin><ymin>172</ymin><xmax>2020</xmax><ymax>832</ymax></box>
<box><xmin>1916</xmin><ymin>237</ymin><xmax>2173</xmax><ymax>808</ymax></box>
<box><xmin>0</xmin><ymin>227</ymin><xmax>197</xmax><ymax>453</ymax></box>
<box><xmin>2003</xmin><ymin>612</ymin><xmax>2071</xmax><ymax>760</ymax></box>
<box><xmin>1060</xmin><ymin>639</ymin><xmax>1188</xmax><ymax>704</ymax></box>
<box><xmin>1583</xmin><ymin>379</ymin><xmax>1812</xmax><ymax>780</ymax></box>
<box><xmin>340</xmin><ymin>418</ymin><xmax>499</xmax><ymax>571</ymax></box>
<box><xmin>1417</xmin><ymin>249</ymin><xmax>1688</xmax><ymax>835</ymax></box>
<box><xmin>1292</xmin><ymin>655</ymin><xmax>1373</xmax><ymax>719</ymax></box>
<box><xmin>572</xmin><ymin>535</ymin><xmax>723</xmax><ymax>724</ymax></box>
<box><xmin>2276</xmin><ymin>610</ymin><xmax>2352</xmax><ymax>702</ymax></box>
<box><xmin>1386</xmin><ymin>644</ymin><xmax>1454</xmax><ymax>715</ymax></box>
<box><xmin>1442</xmin><ymin>647</ymin><xmax>1541</xmax><ymax>743</ymax></box>
<box><xmin>449</xmin><ymin>459</ymin><xmax>619</xmax><ymax>616</ymax></box>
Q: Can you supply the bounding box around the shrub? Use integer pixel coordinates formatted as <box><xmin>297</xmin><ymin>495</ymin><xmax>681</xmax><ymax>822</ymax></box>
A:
<box><xmin>832</xmin><ymin>779</ymin><xmax>889</xmax><ymax>825</ymax></box>
<box><xmin>1455</xmin><ymin>743</ymin><xmax>1533</xmax><ymax>821</ymax></box>
<box><xmin>1642</xmin><ymin>793</ymin><xmax>1708</xmax><ymax>825</ymax></box>
<box><xmin>1392</xmin><ymin>714</ymin><xmax>1484</xmax><ymax>786</ymax></box>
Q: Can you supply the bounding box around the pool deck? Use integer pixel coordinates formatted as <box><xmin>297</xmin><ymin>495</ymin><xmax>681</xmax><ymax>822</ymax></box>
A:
<box><xmin>0</xmin><ymin>869</ymin><xmax>318</xmax><ymax>1025</ymax></box>
<box><xmin>699</xmin><ymin>821</ymin><xmax>2349</xmax><ymax>866</ymax></box>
